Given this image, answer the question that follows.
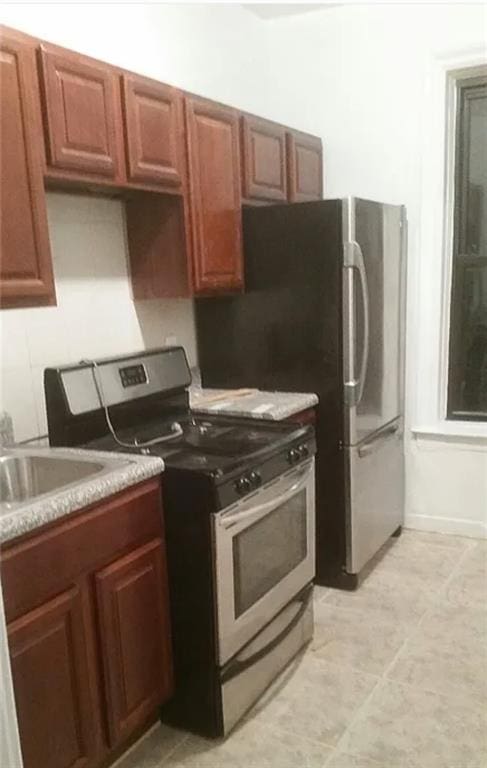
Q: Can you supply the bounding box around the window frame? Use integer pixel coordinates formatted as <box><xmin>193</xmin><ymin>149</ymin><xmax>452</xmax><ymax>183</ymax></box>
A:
<box><xmin>410</xmin><ymin>51</ymin><xmax>487</xmax><ymax>443</ymax></box>
<box><xmin>446</xmin><ymin>71</ymin><xmax>487</xmax><ymax>422</ymax></box>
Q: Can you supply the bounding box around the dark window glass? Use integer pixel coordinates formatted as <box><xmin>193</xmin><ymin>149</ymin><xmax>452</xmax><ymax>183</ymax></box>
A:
<box><xmin>448</xmin><ymin>75</ymin><xmax>487</xmax><ymax>420</ymax></box>
<box><xmin>232</xmin><ymin>490</ymin><xmax>307</xmax><ymax>617</ymax></box>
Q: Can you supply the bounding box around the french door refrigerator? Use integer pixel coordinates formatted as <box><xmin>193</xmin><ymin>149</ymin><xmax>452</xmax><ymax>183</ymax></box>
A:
<box><xmin>195</xmin><ymin>198</ymin><xmax>407</xmax><ymax>589</ymax></box>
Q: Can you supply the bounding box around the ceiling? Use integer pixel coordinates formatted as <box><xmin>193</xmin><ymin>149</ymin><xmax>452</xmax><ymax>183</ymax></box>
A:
<box><xmin>245</xmin><ymin>4</ymin><xmax>334</xmax><ymax>20</ymax></box>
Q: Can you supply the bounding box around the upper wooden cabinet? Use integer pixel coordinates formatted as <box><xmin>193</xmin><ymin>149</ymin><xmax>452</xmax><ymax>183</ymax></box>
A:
<box><xmin>241</xmin><ymin>115</ymin><xmax>287</xmax><ymax>202</ymax></box>
<box><xmin>287</xmin><ymin>130</ymin><xmax>323</xmax><ymax>202</ymax></box>
<box><xmin>0</xmin><ymin>30</ymin><xmax>55</xmax><ymax>308</ymax></box>
<box><xmin>122</xmin><ymin>75</ymin><xmax>185</xmax><ymax>189</ymax></box>
<box><xmin>39</xmin><ymin>45</ymin><xmax>125</xmax><ymax>182</ymax></box>
<box><xmin>185</xmin><ymin>96</ymin><xmax>243</xmax><ymax>294</ymax></box>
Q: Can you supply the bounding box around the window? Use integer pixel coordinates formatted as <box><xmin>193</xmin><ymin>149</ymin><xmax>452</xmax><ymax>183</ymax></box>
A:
<box><xmin>447</xmin><ymin>73</ymin><xmax>487</xmax><ymax>421</ymax></box>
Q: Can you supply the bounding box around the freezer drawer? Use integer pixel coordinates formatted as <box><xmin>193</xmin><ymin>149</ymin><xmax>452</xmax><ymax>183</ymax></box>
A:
<box><xmin>345</xmin><ymin>419</ymin><xmax>404</xmax><ymax>574</ymax></box>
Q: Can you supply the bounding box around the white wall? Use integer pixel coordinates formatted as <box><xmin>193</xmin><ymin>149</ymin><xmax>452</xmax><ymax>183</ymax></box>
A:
<box><xmin>266</xmin><ymin>2</ymin><xmax>487</xmax><ymax>537</ymax></box>
<box><xmin>0</xmin><ymin>3</ymin><xmax>274</xmax><ymax>442</ymax></box>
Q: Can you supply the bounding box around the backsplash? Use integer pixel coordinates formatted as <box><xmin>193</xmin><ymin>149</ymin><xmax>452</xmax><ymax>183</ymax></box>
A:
<box><xmin>0</xmin><ymin>192</ymin><xmax>197</xmax><ymax>442</ymax></box>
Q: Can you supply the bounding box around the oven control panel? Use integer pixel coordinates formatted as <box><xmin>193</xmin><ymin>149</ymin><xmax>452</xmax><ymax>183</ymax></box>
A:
<box><xmin>119</xmin><ymin>364</ymin><xmax>148</xmax><ymax>388</ymax></box>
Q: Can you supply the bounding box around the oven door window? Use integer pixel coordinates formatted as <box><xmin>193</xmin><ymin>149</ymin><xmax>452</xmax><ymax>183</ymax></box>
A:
<box><xmin>232</xmin><ymin>489</ymin><xmax>307</xmax><ymax>618</ymax></box>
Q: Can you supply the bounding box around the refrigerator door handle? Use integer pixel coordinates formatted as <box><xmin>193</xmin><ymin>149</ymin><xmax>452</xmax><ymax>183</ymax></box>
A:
<box><xmin>343</xmin><ymin>240</ymin><xmax>370</xmax><ymax>406</ymax></box>
<box><xmin>358</xmin><ymin>422</ymin><xmax>400</xmax><ymax>458</ymax></box>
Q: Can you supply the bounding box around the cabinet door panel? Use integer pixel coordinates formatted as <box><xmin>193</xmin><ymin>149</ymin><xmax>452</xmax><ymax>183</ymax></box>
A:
<box><xmin>287</xmin><ymin>131</ymin><xmax>323</xmax><ymax>202</ymax></box>
<box><xmin>186</xmin><ymin>97</ymin><xmax>243</xmax><ymax>293</ymax></box>
<box><xmin>95</xmin><ymin>538</ymin><xmax>173</xmax><ymax>747</ymax></box>
<box><xmin>0</xmin><ymin>32</ymin><xmax>55</xmax><ymax>307</ymax></box>
<box><xmin>123</xmin><ymin>75</ymin><xmax>185</xmax><ymax>187</ymax></box>
<box><xmin>39</xmin><ymin>45</ymin><xmax>124</xmax><ymax>179</ymax></box>
<box><xmin>241</xmin><ymin>115</ymin><xmax>287</xmax><ymax>201</ymax></box>
<box><xmin>8</xmin><ymin>586</ymin><xmax>98</xmax><ymax>768</ymax></box>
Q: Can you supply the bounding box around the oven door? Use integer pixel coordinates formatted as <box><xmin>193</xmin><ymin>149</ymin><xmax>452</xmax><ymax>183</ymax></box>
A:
<box><xmin>213</xmin><ymin>458</ymin><xmax>315</xmax><ymax>665</ymax></box>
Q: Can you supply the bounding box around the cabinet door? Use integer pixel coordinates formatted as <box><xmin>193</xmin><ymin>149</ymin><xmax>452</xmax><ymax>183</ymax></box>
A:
<box><xmin>287</xmin><ymin>130</ymin><xmax>323</xmax><ymax>202</ymax></box>
<box><xmin>39</xmin><ymin>45</ymin><xmax>124</xmax><ymax>180</ymax></box>
<box><xmin>95</xmin><ymin>538</ymin><xmax>173</xmax><ymax>747</ymax></box>
<box><xmin>0</xmin><ymin>31</ymin><xmax>55</xmax><ymax>307</ymax></box>
<box><xmin>185</xmin><ymin>97</ymin><xmax>243</xmax><ymax>293</ymax></box>
<box><xmin>241</xmin><ymin>115</ymin><xmax>287</xmax><ymax>202</ymax></box>
<box><xmin>8</xmin><ymin>586</ymin><xmax>98</xmax><ymax>768</ymax></box>
<box><xmin>122</xmin><ymin>74</ymin><xmax>185</xmax><ymax>188</ymax></box>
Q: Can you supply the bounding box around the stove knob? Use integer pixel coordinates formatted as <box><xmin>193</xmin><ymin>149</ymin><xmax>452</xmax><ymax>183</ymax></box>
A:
<box><xmin>235</xmin><ymin>476</ymin><xmax>251</xmax><ymax>495</ymax></box>
<box><xmin>249</xmin><ymin>470</ymin><xmax>262</xmax><ymax>488</ymax></box>
<box><xmin>298</xmin><ymin>444</ymin><xmax>309</xmax><ymax>458</ymax></box>
<box><xmin>287</xmin><ymin>448</ymin><xmax>300</xmax><ymax>464</ymax></box>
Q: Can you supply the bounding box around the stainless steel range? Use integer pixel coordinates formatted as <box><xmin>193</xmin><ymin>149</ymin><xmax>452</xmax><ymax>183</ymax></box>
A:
<box><xmin>44</xmin><ymin>346</ymin><xmax>317</xmax><ymax>737</ymax></box>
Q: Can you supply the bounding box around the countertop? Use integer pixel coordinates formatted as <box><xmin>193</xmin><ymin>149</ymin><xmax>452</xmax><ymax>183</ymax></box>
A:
<box><xmin>0</xmin><ymin>447</ymin><xmax>164</xmax><ymax>545</ymax></box>
<box><xmin>189</xmin><ymin>387</ymin><xmax>318</xmax><ymax>421</ymax></box>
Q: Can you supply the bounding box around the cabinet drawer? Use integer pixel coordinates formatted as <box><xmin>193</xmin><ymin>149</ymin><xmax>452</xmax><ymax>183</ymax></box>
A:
<box><xmin>1</xmin><ymin>479</ymin><xmax>163</xmax><ymax>622</ymax></box>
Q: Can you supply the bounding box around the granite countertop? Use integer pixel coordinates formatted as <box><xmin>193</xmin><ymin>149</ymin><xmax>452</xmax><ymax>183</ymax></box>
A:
<box><xmin>189</xmin><ymin>387</ymin><xmax>318</xmax><ymax>421</ymax></box>
<box><xmin>0</xmin><ymin>447</ymin><xmax>164</xmax><ymax>545</ymax></box>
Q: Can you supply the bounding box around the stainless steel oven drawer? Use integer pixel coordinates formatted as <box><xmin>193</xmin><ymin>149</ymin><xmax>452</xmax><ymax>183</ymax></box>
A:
<box><xmin>220</xmin><ymin>586</ymin><xmax>313</xmax><ymax>735</ymax></box>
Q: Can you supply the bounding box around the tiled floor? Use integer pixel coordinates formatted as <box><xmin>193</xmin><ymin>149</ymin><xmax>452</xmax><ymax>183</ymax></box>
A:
<box><xmin>117</xmin><ymin>530</ymin><xmax>487</xmax><ymax>768</ymax></box>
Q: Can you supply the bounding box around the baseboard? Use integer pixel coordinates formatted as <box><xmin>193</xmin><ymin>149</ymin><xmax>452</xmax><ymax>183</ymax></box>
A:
<box><xmin>405</xmin><ymin>513</ymin><xmax>487</xmax><ymax>539</ymax></box>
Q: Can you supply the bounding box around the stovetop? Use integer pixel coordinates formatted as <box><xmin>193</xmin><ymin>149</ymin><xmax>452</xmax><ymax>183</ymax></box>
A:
<box><xmin>85</xmin><ymin>411</ymin><xmax>312</xmax><ymax>479</ymax></box>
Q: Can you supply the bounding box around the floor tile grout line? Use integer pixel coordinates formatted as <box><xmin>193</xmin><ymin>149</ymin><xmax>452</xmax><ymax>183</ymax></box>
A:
<box><xmin>328</xmin><ymin>536</ymin><xmax>485</xmax><ymax>765</ymax></box>
<box><xmin>159</xmin><ymin>732</ymin><xmax>191</xmax><ymax>767</ymax></box>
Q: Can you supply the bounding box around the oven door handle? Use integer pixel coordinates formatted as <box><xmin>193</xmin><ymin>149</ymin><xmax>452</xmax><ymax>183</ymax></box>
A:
<box><xmin>220</xmin><ymin>587</ymin><xmax>311</xmax><ymax>683</ymax></box>
<box><xmin>219</xmin><ymin>462</ymin><xmax>313</xmax><ymax>531</ymax></box>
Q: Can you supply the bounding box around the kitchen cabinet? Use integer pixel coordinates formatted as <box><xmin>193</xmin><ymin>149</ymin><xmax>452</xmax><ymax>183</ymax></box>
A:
<box><xmin>39</xmin><ymin>44</ymin><xmax>125</xmax><ymax>182</ymax></box>
<box><xmin>1</xmin><ymin>478</ymin><xmax>172</xmax><ymax>768</ymax></box>
<box><xmin>95</xmin><ymin>538</ymin><xmax>173</xmax><ymax>747</ymax></box>
<box><xmin>241</xmin><ymin>115</ymin><xmax>287</xmax><ymax>202</ymax></box>
<box><xmin>122</xmin><ymin>74</ymin><xmax>186</xmax><ymax>189</ymax></box>
<box><xmin>0</xmin><ymin>30</ymin><xmax>55</xmax><ymax>308</ymax></box>
<box><xmin>287</xmin><ymin>130</ymin><xmax>323</xmax><ymax>202</ymax></box>
<box><xmin>7</xmin><ymin>586</ymin><xmax>98</xmax><ymax>768</ymax></box>
<box><xmin>185</xmin><ymin>96</ymin><xmax>244</xmax><ymax>294</ymax></box>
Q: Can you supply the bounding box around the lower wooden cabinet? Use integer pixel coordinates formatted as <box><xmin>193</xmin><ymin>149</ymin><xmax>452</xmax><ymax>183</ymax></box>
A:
<box><xmin>95</xmin><ymin>539</ymin><xmax>173</xmax><ymax>747</ymax></box>
<box><xmin>1</xmin><ymin>479</ymin><xmax>172</xmax><ymax>768</ymax></box>
<box><xmin>8</xmin><ymin>586</ymin><xmax>99</xmax><ymax>768</ymax></box>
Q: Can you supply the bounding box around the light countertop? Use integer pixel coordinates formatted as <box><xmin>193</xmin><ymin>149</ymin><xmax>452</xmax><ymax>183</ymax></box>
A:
<box><xmin>189</xmin><ymin>387</ymin><xmax>318</xmax><ymax>421</ymax></box>
<box><xmin>0</xmin><ymin>447</ymin><xmax>164</xmax><ymax>545</ymax></box>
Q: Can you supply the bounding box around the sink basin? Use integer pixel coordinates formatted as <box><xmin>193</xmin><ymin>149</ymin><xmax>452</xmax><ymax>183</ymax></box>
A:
<box><xmin>0</xmin><ymin>450</ymin><xmax>131</xmax><ymax>516</ymax></box>
<box><xmin>0</xmin><ymin>455</ymin><xmax>105</xmax><ymax>505</ymax></box>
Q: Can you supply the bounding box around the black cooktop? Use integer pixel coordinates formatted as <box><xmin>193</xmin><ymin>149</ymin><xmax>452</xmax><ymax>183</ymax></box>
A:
<box><xmin>86</xmin><ymin>412</ymin><xmax>311</xmax><ymax>477</ymax></box>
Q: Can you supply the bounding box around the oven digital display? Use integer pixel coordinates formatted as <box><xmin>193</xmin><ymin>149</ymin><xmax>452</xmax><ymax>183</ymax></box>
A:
<box><xmin>119</xmin><ymin>364</ymin><xmax>148</xmax><ymax>388</ymax></box>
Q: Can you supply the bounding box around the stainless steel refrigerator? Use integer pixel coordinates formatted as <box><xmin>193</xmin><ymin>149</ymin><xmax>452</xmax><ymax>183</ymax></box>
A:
<box><xmin>196</xmin><ymin>198</ymin><xmax>407</xmax><ymax>589</ymax></box>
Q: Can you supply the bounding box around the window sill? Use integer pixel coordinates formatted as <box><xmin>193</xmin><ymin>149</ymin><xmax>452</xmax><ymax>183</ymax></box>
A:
<box><xmin>412</xmin><ymin>421</ymin><xmax>487</xmax><ymax>444</ymax></box>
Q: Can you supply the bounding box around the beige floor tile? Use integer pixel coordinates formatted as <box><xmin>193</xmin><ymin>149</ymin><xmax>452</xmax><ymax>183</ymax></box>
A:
<box><xmin>164</xmin><ymin>720</ymin><xmax>332</xmax><ymax>767</ymax></box>
<box><xmin>399</xmin><ymin>529</ymin><xmax>474</xmax><ymax>551</ymax></box>
<box><xmin>339</xmin><ymin>679</ymin><xmax>487</xmax><ymax>768</ymax></box>
<box><xmin>444</xmin><ymin>541</ymin><xmax>487</xmax><ymax>610</ymax></box>
<box><xmin>271</xmin><ymin>653</ymin><xmax>378</xmax><ymax>747</ymax></box>
<box><xmin>314</xmin><ymin>585</ymin><xmax>331</xmax><ymax>604</ymax></box>
<box><xmin>387</xmin><ymin>601</ymin><xmax>487</xmax><ymax>705</ymax></box>
<box><xmin>114</xmin><ymin>724</ymin><xmax>188</xmax><ymax>768</ymax></box>
<box><xmin>311</xmin><ymin>602</ymin><xmax>406</xmax><ymax>676</ymax></box>
<box><xmin>322</xmin><ymin>570</ymin><xmax>433</xmax><ymax>626</ymax></box>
